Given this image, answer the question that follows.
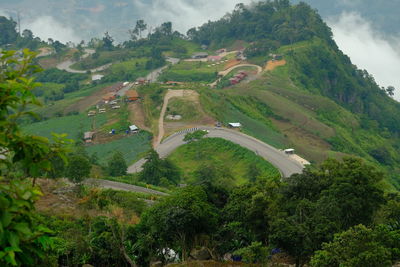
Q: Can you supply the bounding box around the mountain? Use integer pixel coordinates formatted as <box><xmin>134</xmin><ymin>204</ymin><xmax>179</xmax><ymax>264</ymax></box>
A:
<box><xmin>2</xmin><ymin>1</ymin><xmax>400</xmax><ymax>266</ymax></box>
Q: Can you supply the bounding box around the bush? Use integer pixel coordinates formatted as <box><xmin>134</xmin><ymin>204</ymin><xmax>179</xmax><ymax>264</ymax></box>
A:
<box><xmin>233</xmin><ymin>242</ymin><xmax>269</xmax><ymax>264</ymax></box>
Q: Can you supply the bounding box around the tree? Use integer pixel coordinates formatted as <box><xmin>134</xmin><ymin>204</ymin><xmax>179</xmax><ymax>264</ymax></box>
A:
<box><xmin>66</xmin><ymin>154</ymin><xmax>91</xmax><ymax>183</ymax></box>
<box><xmin>139</xmin><ymin>150</ymin><xmax>180</xmax><ymax>186</ymax></box>
<box><xmin>0</xmin><ymin>50</ymin><xmax>71</xmax><ymax>266</ymax></box>
<box><xmin>135</xmin><ymin>19</ymin><xmax>147</xmax><ymax>39</ymax></box>
<box><xmin>138</xmin><ymin>186</ymin><xmax>218</xmax><ymax>262</ymax></box>
<box><xmin>183</xmin><ymin>130</ymin><xmax>207</xmax><ymax>143</ymax></box>
<box><xmin>102</xmin><ymin>31</ymin><xmax>114</xmax><ymax>51</ymax></box>
<box><xmin>108</xmin><ymin>151</ymin><xmax>127</xmax><ymax>177</ymax></box>
<box><xmin>270</xmin><ymin>158</ymin><xmax>386</xmax><ymax>266</ymax></box>
<box><xmin>52</xmin><ymin>40</ymin><xmax>65</xmax><ymax>54</ymax></box>
<box><xmin>160</xmin><ymin>22</ymin><xmax>172</xmax><ymax>36</ymax></box>
<box><xmin>386</xmin><ymin>86</ymin><xmax>395</xmax><ymax>97</ymax></box>
<box><xmin>311</xmin><ymin>225</ymin><xmax>394</xmax><ymax>267</ymax></box>
<box><xmin>0</xmin><ymin>16</ymin><xmax>18</xmax><ymax>46</ymax></box>
<box><xmin>22</xmin><ymin>29</ymin><xmax>33</xmax><ymax>40</ymax></box>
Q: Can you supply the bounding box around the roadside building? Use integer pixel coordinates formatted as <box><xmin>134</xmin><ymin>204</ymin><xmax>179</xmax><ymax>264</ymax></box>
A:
<box><xmin>228</xmin><ymin>122</ymin><xmax>242</xmax><ymax>128</ymax></box>
<box><xmin>229</xmin><ymin>77</ymin><xmax>240</xmax><ymax>85</ymax></box>
<box><xmin>102</xmin><ymin>92</ymin><xmax>116</xmax><ymax>102</ymax></box>
<box><xmin>125</xmin><ymin>90</ymin><xmax>139</xmax><ymax>101</ymax></box>
<box><xmin>91</xmin><ymin>74</ymin><xmax>104</xmax><ymax>81</ymax></box>
<box><xmin>216</xmin><ymin>48</ymin><xmax>227</xmax><ymax>54</ymax></box>
<box><xmin>129</xmin><ymin>125</ymin><xmax>139</xmax><ymax>133</ymax></box>
<box><xmin>192</xmin><ymin>52</ymin><xmax>209</xmax><ymax>59</ymax></box>
<box><xmin>84</xmin><ymin>132</ymin><xmax>95</xmax><ymax>143</ymax></box>
<box><xmin>136</xmin><ymin>77</ymin><xmax>148</xmax><ymax>85</ymax></box>
<box><xmin>208</xmin><ymin>55</ymin><xmax>222</xmax><ymax>62</ymax></box>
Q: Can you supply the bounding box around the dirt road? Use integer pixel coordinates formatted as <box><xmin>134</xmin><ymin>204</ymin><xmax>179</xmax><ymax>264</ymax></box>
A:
<box><xmin>154</xmin><ymin>89</ymin><xmax>198</xmax><ymax>147</ymax></box>
<box><xmin>209</xmin><ymin>63</ymin><xmax>263</xmax><ymax>87</ymax></box>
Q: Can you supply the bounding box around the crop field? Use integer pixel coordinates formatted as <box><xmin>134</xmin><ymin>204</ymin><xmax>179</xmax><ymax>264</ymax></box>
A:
<box><xmin>159</xmin><ymin>61</ymin><xmax>221</xmax><ymax>83</ymax></box>
<box><xmin>168</xmin><ymin>138</ymin><xmax>280</xmax><ymax>185</ymax></box>
<box><xmin>23</xmin><ymin>113</ymin><xmax>108</xmax><ymax>141</ymax></box>
<box><xmin>85</xmin><ymin>131</ymin><xmax>152</xmax><ymax>165</ymax></box>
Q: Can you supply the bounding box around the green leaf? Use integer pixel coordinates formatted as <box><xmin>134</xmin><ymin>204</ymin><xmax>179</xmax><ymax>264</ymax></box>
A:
<box><xmin>1</xmin><ymin>211</ymin><xmax>12</xmax><ymax>227</ymax></box>
<box><xmin>21</xmin><ymin>191</ymin><xmax>32</xmax><ymax>200</ymax></box>
<box><xmin>5</xmin><ymin>251</ymin><xmax>17</xmax><ymax>266</ymax></box>
<box><xmin>7</xmin><ymin>231</ymin><xmax>20</xmax><ymax>248</ymax></box>
<box><xmin>13</xmin><ymin>223</ymin><xmax>32</xmax><ymax>236</ymax></box>
<box><xmin>0</xmin><ymin>196</ymin><xmax>10</xmax><ymax>208</ymax></box>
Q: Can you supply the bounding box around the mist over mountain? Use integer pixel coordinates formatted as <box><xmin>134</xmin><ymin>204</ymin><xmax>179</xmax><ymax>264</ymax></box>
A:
<box><xmin>1</xmin><ymin>0</ymin><xmax>399</xmax><ymax>99</ymax></box>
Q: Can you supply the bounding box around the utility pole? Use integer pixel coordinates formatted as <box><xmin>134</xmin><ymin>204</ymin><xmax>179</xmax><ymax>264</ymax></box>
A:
<box><xmin>17</xmin><ymin>11</ymin><xmax>21</xmax><ymax>35</ymax></box>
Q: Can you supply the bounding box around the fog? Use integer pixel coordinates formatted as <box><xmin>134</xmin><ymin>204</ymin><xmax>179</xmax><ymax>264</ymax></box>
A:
<box><xmin>328</xmin><ymin>12</ymin><xmax>400</xmax><ymax>100</ymax></box>
<box><xmin>21</xmin><ymin>16</ymin><xmax>82</xmax><ymax>44</ymax></box>
<box><xmin>131</xmin><ymin>0</ymin><xmax>253</xmax><ymax>33</ymax></box>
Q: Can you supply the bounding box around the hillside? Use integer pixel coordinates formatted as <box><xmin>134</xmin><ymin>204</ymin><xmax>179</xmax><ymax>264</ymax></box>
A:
<box><xmin>2</xmin><ymin>1</ymin><xmax>400</xmax><ymax>267</ymax></box>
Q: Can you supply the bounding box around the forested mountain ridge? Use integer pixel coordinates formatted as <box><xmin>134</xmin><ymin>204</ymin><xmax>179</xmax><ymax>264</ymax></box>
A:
<box><xmin>187</xmin><ymin>0</ymin><xmax>400</xmax><ymax>187</ymax></box>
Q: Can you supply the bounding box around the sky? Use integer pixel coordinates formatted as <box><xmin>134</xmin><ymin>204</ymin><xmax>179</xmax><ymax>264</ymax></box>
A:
<box><xmin>328</xmin><ymin>12</ymin><xmax>400</xmax><ymax>100</ymax></box>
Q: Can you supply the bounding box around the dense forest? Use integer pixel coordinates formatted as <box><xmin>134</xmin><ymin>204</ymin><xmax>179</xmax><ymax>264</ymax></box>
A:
<box><xmin>1</xmin><ymin>1</ymin><xmax>400</xmax><ymax>267</ymax></box>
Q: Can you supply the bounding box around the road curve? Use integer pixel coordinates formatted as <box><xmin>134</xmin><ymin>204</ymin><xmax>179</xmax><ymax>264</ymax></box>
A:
<box><xmin>84</xmin><ymin>178</ymin><xmax>168</xmax><ymax>196</ymax></box>
<box><xmin>128</xmin><ymin>126</ymin><xmax>304</xmax><ymax>178</ymax></box>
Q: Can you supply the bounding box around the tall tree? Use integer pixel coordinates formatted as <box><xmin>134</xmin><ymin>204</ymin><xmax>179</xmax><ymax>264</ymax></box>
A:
<box><xmin>0</xmin><ymin>16</ymin><xmax>18</xmax><ymax>46</ymax></box>
<box><xmin>138</xmin><ymin>186</ymin><xmax>218</xmax><ymax>262</ymax></box>
<box><xmin>66</xmin><ymin>154</ymin><xmax>91</xmax><ymax>184</ymax></box>
<box><xmin>102</xmin><ymin>31</ymin><xmax>114</xmax><ymax>51</ymax></box>
<box><xmin>135</xmin><ymin>19</ymin><xmax>147</xmax><ymax>39</ymax></box>
<box><xmin>108</xmin><ymin>151</ymin><xmax>127</xmax><ymax>177</ymax></box>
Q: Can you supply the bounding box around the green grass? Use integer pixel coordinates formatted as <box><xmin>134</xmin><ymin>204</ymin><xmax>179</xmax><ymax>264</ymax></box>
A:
<box><xmin>104</xmin><ymin>58</ymin><xmax>150</xmax><ymax>81</ymax></box>
<box><xmin>23</xmin><ymin>113</ymin><xmax>108</xmax><ymax>141</ymax></box>
<box><xmin>168</xmin><ymin>138</ymin><xmax>280</xmax><ymax>185</ymax></box>
<box><xmin>85</xmin><ymin>131</ymin><xmax>152</xmax><ymax>165</ymax></box>
<box><xmin>166</xmin><ymin>97</ymin><xmax>202</xmax><ymax>122</ymax></box>
<box><xmin>159</xmin><ymin>61</ymin><xmax>221</xmax><ymax>83</ymax></box>
<box><xmin>30</xmin><ymin>83</ymin><xmax>113</xmax><ymax>117</ymax></box>
<box><xmin>71</xmin><ymin>49</ymin><xmax>136</xmax><ymax>70</ymax></box>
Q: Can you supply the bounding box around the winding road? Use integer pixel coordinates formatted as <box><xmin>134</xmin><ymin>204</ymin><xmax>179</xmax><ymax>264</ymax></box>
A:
<box><xmin>128</xmin><ymin>126</ymin><xmax>304</xmax><ymax>178</ymax></box>
<box><xmin>56</xmin><ymin>48</ymin><xmax>112</xmax><ymax>74</ymax></box>
<box><xmin>210</xmin><ymin>63</ymin><xmax>263</xmax><ymax>87</ymax></box>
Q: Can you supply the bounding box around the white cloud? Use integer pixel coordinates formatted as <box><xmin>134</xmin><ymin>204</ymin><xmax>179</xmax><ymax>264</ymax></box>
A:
<box><xmin>132</xmin><ymin>0</ymin><xmax>253</xmax><ymax>33</ymax></box>
<box><xmin>22</xmin><ymin>16</ymin><xmax>82</xmax><ymax>44</ymax></box>
<box><xmin>328</xmin><ymin>12</ymin><xmax>400</xmax><ymax>101</ymax></box>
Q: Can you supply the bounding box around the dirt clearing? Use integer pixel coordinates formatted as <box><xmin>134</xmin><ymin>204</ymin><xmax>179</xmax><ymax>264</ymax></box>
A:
<box><xmin>265</xmin><ymin>59</ymin><xmax>287</xmax><ymax>71</ymax></box>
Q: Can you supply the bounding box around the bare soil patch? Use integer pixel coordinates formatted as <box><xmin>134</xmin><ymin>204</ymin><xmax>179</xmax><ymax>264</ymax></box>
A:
<box><xmin>265</xmin><ymin>59</ymin><xmax>287</xmax><ymax>71</ymax></box>
<box><xmin>128</xmin><ymin>101</ymin><xmax>151</xmax><ymax>131</ymax></box>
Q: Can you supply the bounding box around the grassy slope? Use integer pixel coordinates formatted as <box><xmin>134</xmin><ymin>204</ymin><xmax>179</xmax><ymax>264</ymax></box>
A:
<box><xmin>23</xmin><ymin>113</ymin><xmax>108</xmax><ymax>141</ymax></box>
<box><xmin>86</xmin><ymin>131</ymin><xmax>152</xmax><ymax>165</ymax></box>
<box><xmin>200</xmin><ymin>42</ymin><xmax>398</xmax><ymax>190</ymax></box>
<box><xmin>168</xmin><ymin>138</ymin><xmax>280</xmax><ymax>185</ymax></box>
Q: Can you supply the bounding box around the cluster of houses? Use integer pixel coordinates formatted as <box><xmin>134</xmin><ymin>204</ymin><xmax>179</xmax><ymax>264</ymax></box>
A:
<box><xmin>83</xmin><ymin>124</ymin><xmax>139</xmax><ymax>143</ymax></box>
<box><xmin>229</xmin><ymin>71</ymin><xmax>248</xmax><ymax>85</ymax></box>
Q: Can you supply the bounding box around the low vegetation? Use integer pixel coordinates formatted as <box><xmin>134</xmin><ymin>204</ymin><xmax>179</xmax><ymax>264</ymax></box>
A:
<box><xmin>168</xmin><ymin>138</ymin><xmax>280</xmax><ymax>185</ymax></box>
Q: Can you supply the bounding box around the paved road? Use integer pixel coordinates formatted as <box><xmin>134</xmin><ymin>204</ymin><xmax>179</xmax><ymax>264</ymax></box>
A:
<box><xmin>56</xmin><ymin>48</ymin><xmax>111</xmax><ymax>74</ymax></box>
<box><xmin>84</xmin><ymin>178</ymin><xmax>168</xmax><ymax>196</ymax></box>
<box><xmin>128</xmin><ymin>126</ymin><xmax>304</xmax><ymax>177</ymax></box>
<box><xmin>146</xmin><ymin>57</ymin><xmax>180</xmax><ymax>82</ymax></box>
